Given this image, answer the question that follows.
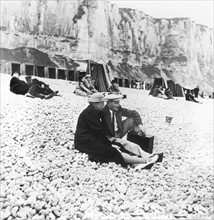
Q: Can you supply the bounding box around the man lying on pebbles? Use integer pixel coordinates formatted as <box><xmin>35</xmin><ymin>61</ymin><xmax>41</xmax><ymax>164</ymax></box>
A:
<box><xmin>74</xmin><ymin>92</ymin><xmax>163</xmax><ymax>170</ymax></box>
<box><xmin>9</xmin><ymin>72</ymin><xmax>59</xmax><ymax>99</ymax></box>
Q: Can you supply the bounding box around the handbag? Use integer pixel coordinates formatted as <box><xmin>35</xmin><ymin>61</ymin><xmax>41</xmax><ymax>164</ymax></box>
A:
<box><xmin>127</xmin><ymin>131</ymin><xmax>154</xmax><ymax>153</ymax></box>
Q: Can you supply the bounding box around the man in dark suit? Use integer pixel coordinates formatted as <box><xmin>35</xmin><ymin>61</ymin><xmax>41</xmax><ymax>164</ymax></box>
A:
<box><xmin>101</xmin><ymin>94</ymin><xmax>146</xmax><ymax>138</ymax></box>
<box><xmin>100</xmin><ymin>94</ymin><xmax>163</xmax><ymax>169</ymax></box>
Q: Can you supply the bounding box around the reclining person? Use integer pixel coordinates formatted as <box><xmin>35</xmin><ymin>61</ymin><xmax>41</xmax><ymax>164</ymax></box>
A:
<box><xmin>74</xmin><ymin>93</ymin><xmax>162</xmax><ymax>170</ymax></box>
<box><xmin>10</xmin><ymin>72</ymin><xmax>57</xmax><ymax>99</ymax></box>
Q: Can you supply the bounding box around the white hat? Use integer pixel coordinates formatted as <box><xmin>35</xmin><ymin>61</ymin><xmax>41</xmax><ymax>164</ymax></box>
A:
<box><xmin>105</xmin><ymin>94</ymin><xmax>123</xmax><ymax>101</ymax></box>
<box><xmin>88</xmin><ymin>92</ymin><xmax>105</xmax><ymax>103</ymax></box>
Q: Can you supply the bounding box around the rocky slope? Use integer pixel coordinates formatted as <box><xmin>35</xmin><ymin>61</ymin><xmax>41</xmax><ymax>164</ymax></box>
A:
<box><xmin>0</xmin><ymin>0</ymin><xmax>213</xmax><ymax>92</ymax></box>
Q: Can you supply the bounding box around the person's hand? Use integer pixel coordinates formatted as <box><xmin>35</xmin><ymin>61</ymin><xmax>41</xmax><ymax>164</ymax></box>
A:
<box><xmin>138</xmin><ymin>124</ymin><xmax>146</xmax><ymax>136</ymax></box>
<box><xmin>111</xmin><ymin>144</ymin><xmax>120</xmax><ymax>150</ymax></box>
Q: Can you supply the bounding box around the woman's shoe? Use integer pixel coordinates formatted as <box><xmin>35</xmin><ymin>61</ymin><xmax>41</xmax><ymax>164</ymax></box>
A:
<box><xmin>149</xmin><ymin>153</ymin><xmax>163</xmax><ymax>163</ymax></box>
<box><xmin>134</xmin><ymin>161</ymin><xmax>155</xmax><ymax>171</ymax></box>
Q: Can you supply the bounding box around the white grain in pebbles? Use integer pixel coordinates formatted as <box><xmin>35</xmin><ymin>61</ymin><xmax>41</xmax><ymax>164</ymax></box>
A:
<box><xmin>1</xmin><ymin>74</ymin><xmax>213</xmax><ymax>220</ymax></box>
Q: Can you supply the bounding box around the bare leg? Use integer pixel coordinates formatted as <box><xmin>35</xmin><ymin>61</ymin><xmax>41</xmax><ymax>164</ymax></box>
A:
<box><xmin>114</xmin><ymin>138</ymin><xmax>151</xmax><ymax>158</ymax></box>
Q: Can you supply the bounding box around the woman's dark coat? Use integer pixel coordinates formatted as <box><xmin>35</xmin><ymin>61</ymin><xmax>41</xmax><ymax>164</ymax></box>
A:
<box><xmin>74</xmin><ymin>105</ymin><xmax>126</xmax><ymax>166</ymax></box>
<box><xmin>10</xmin><ymin>77</ymin><xmax>29</xmax><ymax>95</ymax></box>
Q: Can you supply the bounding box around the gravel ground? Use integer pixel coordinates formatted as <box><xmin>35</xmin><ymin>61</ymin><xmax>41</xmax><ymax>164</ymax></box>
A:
<box><xmin>0</xmin><ymin>73</ymin><xmax>213</xmax><ymax>220</ymax></box>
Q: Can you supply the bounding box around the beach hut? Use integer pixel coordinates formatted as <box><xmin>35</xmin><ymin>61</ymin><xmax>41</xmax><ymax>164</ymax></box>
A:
<box><xmin>174</xmin><ymin>83</ymin><xmax>185</xmax><ymax>97</ymax></box>
<box><xmin>149</xmin><ymin>77</ymin><xmax>167</xmax><ymax>95</ymax></box>
<box><xmin>167</xmin><ymin>79</ymin><xmax>184</xmax><ymax>97</ymax></box>
<box><xmin>73</xmin><ymin>60</ymin><xmax>112</xmax><ymax>92</ymax></box>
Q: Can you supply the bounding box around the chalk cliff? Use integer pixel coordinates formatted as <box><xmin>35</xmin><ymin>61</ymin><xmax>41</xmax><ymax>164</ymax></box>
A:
<box><xmin>0</xmin><ymin>0</ymin><xmax>213</xmax><ymax>92</ymax></box>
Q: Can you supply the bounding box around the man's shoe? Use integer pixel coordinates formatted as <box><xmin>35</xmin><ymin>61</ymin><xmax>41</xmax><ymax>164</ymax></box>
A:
<box><xmin>45</xmin><ymin>93</ymin><xmax>55</xmax><ymax>99</ymax></box>
<box><xmin>25</xmin><ymin>93</ymin><xmax>35</xmax><ymax>98</ymax></box>
<box><xmin>134</xmin><ymin>162</ymin><xmax>154</xmax><ymax>171</ymax></box>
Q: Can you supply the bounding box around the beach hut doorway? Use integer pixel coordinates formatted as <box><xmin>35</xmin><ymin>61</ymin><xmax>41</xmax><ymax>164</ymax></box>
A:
<box><xmin>48</xmin><ymin>67</ymin><xmax>56</xmax><ymax>79</ymax></box>
<box><xmin>12</xmin><ymin>62</ymin><xmax>20</xmax><ymax>74</ymax></box>
<box><xmin>58</xmin><ymin>69</ymin><xmax>66</xmax><ymax>80</ymax></box>
<box><xmin>36</xmin><ymin>66</ymin><xmax>45</xmax><ymax>77</ymax></box>
<box><xmin>25</xmin><ymin>64</ymin><xmax>34</xmax><ymax>75</ymax></box>
<box><xmin>118</xmin><ymin>78</ymin><xmax>123</xmax><ymax>87</ymax></box>
<box><xmin>125</xmin><ymin>79</ymin><xmax>129</xmax><ymax>88</ymax></box>
<box><xmin>67</xmin><ymin>70</ymin><xmax>76</xmax><ymax>81</ymax></box>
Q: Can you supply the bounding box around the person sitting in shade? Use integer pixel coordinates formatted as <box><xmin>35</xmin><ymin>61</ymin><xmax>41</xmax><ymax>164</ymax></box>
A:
<box><xmin>74</xmin><ymin>93</ymin><xmax>163</xmax><ymax>170</ymax></box>
<box><xmin>165</xmin><ymin>88</ymin><xmax>174</xmax><ymax>99</ymax></box>
<box><xmin>193</xmin><ymin>86</ymin><xmax>200</xmax><ymax>98</ymax></box>
<box><xmin>152</xmin><ymin>85</ymin><xmax>166</xmax><ymax>99</ymax></box>
<box><xmin>9</xmin><ymin>72</ymin><xmax>57</xmax><ymax>99</ymax></box>
<box><xmin>107</xmin><ymin>79</ymin><xmax>122</xmax><ymax>95</ymax></box>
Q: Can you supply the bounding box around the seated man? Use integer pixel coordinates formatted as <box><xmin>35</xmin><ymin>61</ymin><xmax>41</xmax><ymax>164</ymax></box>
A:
<box><xmin>107</xmin><ymin>79</ymin><xmax>122</xmax><ymax>95</ymax></box>
<box><xmin>74</xmin><ymin>93</ymin><xmax>162</xmax><ymax>170</ymax></box>
<box><xmin>102</xmin><ymin>94</ymin><xmax>146</xmax><ymax>139</ymax></box>
<box><xmin>10</xmin><ymin>72</ymin><xmax>57</xmax><ymax>99</ymax></box>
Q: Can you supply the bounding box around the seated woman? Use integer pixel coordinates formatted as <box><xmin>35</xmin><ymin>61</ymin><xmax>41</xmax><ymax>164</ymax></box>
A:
<box><xmin>82</xmin><ymin>74</ymin><xmax>98</xmax><ymax>93</ymax></box>
<box><xmin>74</xmin><ymin>76</ymin><xmax>93</xmax><ymax>97</ymax></box>
<box><xmin>74</xmin><ymin>93</ymin><xmax>162</xmax><ymax>170</ymax></box>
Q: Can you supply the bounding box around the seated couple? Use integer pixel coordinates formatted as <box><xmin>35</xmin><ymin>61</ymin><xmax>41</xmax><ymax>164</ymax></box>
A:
<box><xmin>74</xmin><ymin>74</ymin><xmax>97</xmax><ymax>97</ymax></box>
<box><xmin>74</xmin><ymin>93</ymin><xmax>163</xmax><ymax>170</ymax></box>
<box><xmin>153</xmin><ymin>85</ymin><xmax>174</xmax><ymax>100</ymax></box>
<box><xmin>185</xmin><ymin>90</ymin><xmax>200</xmax><ymax>103</ymax></box>
<box><xmin>10</xmin><ymin>72</ymin><xmax>59</xmax><ymax>99</ymax></box>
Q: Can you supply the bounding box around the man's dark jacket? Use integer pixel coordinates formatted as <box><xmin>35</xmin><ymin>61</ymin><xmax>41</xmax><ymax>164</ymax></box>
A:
<box><xmin>74</xmin><ymin>105</ymin><xmax>126</xmax><ymax>166</ymax></box>
<box><xmin>101</xmin><ymin>105</ymin><xmax>142</xmax><ymax>137</ymax></box>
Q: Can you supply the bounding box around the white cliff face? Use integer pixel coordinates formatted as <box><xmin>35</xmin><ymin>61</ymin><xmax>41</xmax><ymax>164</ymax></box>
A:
<box><xmin>0</xmin><ymin>0</ymin><xmax>213</xmax><ymax>92</ymax></box>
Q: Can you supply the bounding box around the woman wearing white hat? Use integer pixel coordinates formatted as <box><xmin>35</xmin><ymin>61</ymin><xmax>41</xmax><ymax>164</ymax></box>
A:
<box><xmin>74</xmin><ymin>92</ymin><xmax>126</xmax><ymax>166</ymax></box>
<box><xmin>74</xmin><ymin>93</ymin><xmax>162</xmax><ymax>169</ymax></box>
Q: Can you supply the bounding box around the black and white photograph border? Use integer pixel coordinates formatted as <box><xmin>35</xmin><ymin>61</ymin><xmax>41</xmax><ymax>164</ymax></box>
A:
<box><xmin>0</xmin><ymin>0</ymin><xmax>213</xmax><ymax>220</ymax></box>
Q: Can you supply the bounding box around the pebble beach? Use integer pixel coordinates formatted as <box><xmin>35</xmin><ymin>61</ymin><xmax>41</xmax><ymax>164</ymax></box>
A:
<box><xmin>0</xmin><ymin>73</ymin><xmax>213</xmax><ymax>220</ymax></box>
